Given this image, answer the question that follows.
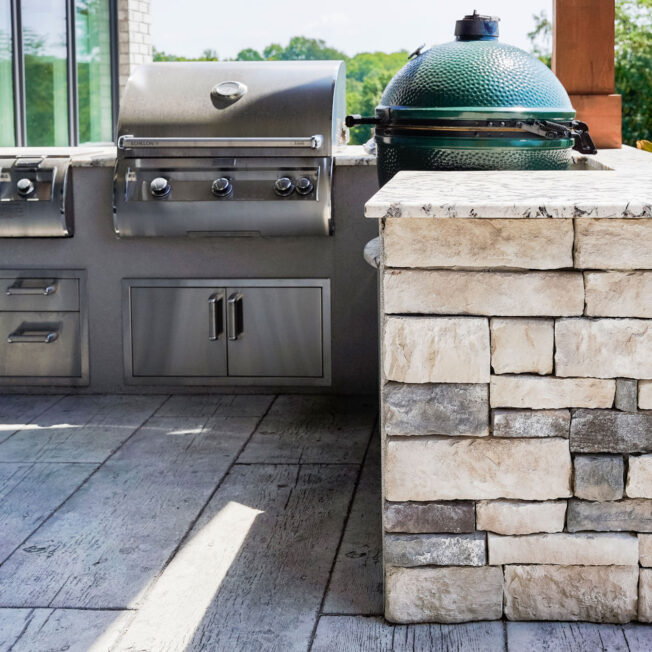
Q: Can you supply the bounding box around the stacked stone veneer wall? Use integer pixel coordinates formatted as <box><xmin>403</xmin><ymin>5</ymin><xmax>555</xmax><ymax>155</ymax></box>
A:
<box><xmin>379</xmin><ymin>217</ymin><xmax>652</xmax><ymax>624</ymax></box>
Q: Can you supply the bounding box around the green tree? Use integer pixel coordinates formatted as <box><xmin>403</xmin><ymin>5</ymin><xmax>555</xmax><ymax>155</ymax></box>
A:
<box><xmin>154</xmin><ymin>36</ymin><xmax>409</xmax><ymax>145</ymax></box>
<box><xmin>236</xmin><ymin>48</ymin><xmax>264</xmax><ymax>61</ymax></box>
<box><xmin>615</xmin><ymin>0</ymin><xmax>652</xmax><ymax>144</ymax></box>
<box><xmin>527</xmin><ymin>10</ymin><xmax>552</xmax><ymax>67</ymax></box>
<box><xmin>346</xmin><ymin>51</ymin><xmax>408</xmax><ymax>143</ymax></box>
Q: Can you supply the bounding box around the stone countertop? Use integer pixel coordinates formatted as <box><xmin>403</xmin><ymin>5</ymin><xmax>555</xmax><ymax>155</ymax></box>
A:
<box><xmin>0</xmin><ymin>145</ymin><xmax>377</xmax><ymax>168</ymax></box>
<box><xmin>365</xmin><ymin>146</ymin><xmax>652</xmax><ymax>220</ymax></box>
<box><xmin>0</xmin><ymin>146</ymin><xmax>117</xmax><ymax>167</ymax></box>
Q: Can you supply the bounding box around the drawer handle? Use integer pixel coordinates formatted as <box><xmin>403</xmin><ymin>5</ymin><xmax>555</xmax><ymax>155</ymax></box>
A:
<box><xmin>208</xmin><ymin>292</ymin><xmax>224</xmax><ymax>341</ymax></box>
<box><xmin>6</xmin><ymin>279</ymin><xmax>58</xmax><ymax>296</ymax></box>
<box><xmin>227</xmin><ymin>292</ymin><xmax>244</xmax><ymax>341</ymax></box>
<box><xmin>8</xmin><ymin>323</ymin><xmax>60</xmax><ymax>344</ymax></box>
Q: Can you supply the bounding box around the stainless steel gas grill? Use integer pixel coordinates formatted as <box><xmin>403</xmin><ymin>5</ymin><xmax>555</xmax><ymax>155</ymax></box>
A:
<box><xmin>0</xmin><ymin>156</ymin><xmax>72</xmax><ymax>237</ymax></box>
<box><xmin>113</xmin><ymin>61</ymin><xmax>346</xmax><ymax>237</ymax></box>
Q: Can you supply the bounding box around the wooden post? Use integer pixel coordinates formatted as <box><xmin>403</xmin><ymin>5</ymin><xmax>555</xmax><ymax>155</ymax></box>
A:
<box><xmin>553</xmin><ymin>0</ymin><xmax>622</xmax><ymax>148</ymax></box>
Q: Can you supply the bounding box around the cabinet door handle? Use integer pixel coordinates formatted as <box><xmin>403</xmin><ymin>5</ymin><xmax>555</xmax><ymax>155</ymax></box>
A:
<box><xmin>227</xmin><ymin>292</ymin><xmax>244</xmax><ymax>341</ymax></box>
<box><xmin>6</xmin><ymin>279</ymin><xmax>57</xmax><ymax>296</ymax></box>
<box><xmin>8</xmin><ymin>323</ymin><xmax>60</xmax><ymax>344</ymax></box>
<box><xmin>208</xmin><ymin>292</ymin><xmax>224</xmax><ymax>341</ymax></box>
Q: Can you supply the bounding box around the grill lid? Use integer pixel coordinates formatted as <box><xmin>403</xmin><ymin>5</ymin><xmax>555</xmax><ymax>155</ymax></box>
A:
<box><xmin>117</xmin><ymin>61</ymin><xmax>346</xmax><ymax>157</ymax></box>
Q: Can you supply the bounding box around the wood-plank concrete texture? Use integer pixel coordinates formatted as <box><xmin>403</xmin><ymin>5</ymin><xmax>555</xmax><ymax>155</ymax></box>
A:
<box><xmin>0</xmin><ymin>393</ymin><xmax>650</xmax><ymax>651</ymax></box>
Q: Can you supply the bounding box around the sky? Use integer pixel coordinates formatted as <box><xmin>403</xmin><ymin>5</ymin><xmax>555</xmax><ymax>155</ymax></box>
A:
<box><xmin>150</xmin><ymin>0</ymin><xmax>552</xmax><ymax>59</ymax></box>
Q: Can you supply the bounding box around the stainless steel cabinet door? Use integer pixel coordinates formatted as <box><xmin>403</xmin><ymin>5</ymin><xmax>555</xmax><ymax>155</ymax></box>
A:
<box><xmin>130</xmin><ymin>287</ymin><xmax>227</xmax><ymax>377</ymax></box>
<box><xmin>226</xmin><ymin>286</ymin><xmax>323</xmax><ymax>378</ymax></box>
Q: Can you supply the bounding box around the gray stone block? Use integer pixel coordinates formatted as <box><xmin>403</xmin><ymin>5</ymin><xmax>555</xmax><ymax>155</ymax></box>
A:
<box><xmin>383</xmin><ymin>382</ymin><xmax>489</xmax><ymax>437</ymax></box>
<box><xmin>492</xmin><ymin>409</ymin><xmax>570</xmax><ymax>438</ymax></box>
<box><xmin>570</xmin><ymin>410</ymin><xmax>652</xmax><ymax>453</ymax></box>
<box><xmin>573</xmin><ymin>455</ymin><xmax>624</xmax><ymax>501</ymax></box>
<box><xmin>567</xmin><ymin>498</ymin><xmax>652</xmax><ymax>532</ymax></box>
<box><xmin>383</xmin><ymin>501</ymin><xmax>475</xmax><ymax>534</ymax></box>
<box><xmin>384</xmin><ymin>533</ymin><xmax>486</xmax><ymax>567</ymax></box>
<box><xmin>615</xmin><ymin>379</ymin><xmax>638</xmax><ymax>412</ymax></box>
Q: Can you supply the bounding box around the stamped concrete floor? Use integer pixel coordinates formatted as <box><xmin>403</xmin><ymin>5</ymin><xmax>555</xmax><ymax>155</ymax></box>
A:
<box><xmin>0</xmin><ymin>393</ymin><xmax>650</xmax><ymax>652</ymax></box>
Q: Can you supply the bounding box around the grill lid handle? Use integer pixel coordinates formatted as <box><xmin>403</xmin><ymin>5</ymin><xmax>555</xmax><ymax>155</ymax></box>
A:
<box><xmin>117</xmin><ymin>135</ymin><xmax>324</xmax><ymax>150</ymax></box>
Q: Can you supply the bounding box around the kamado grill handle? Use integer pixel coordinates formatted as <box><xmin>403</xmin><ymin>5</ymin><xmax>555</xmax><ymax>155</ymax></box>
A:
<box><xmin>118</xmin><ymin>135</ymin><xmax>324</xmax><ymax>150</ymax></box>
<box><xmin>516</xmin><ymin>119</ymin><xmax>597</xmax><ymax>155</ymax></box>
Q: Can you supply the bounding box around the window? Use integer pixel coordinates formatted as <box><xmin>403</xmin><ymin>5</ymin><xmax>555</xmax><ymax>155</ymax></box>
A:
<box><xmin>1</xmin><ymin>0</ymin><xmax>116</xmax><ymax>147</ymax></box>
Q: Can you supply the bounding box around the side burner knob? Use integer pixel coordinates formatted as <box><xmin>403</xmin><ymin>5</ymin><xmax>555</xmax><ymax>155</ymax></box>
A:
<box><xmin>211</xmin><ymin>177</ymin><xmax>232</xmax><ymax>197</ymax></box>
<box><xmin>274</xmin><ymin>177</ymin><xmax>294</xmax><ymax>197</ymax></box>
<box><xmin>296</xmin><ymin>177</ymin><xmax>314</xmax><ymax>195</ymax></box>
<box><xmin>150</xmin><ymin>177</ymin><xmax>171</xmax><ymax>197</ymax></box>
<box><xmin>16</xmin><ymin>178</ymin><xmax>35</xmax><ymax>197</ymax></box>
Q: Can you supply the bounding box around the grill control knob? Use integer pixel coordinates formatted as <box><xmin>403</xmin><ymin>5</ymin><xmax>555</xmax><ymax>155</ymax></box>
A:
<box><xmin>150</xmin><ymin>177</ymin><xmax>171</xmax><ymax>197</ymax></box>
<box><xmin>274</xmin><ymin>177</ymin><xmax>294</xmax><ymax>197</ymax></box>
<box><xmin>211</xmin><ymin>177</ymin><xmax>232</xmax><ymax>197</ymax></box>
<box><xmin>16</xmin><ymin>178</ymin><xmax>35</xmax><ymax>197</ymax></box>
<box><xmin>296</xmin><ymin>177</ymin><xmax>314</xmax><ymax>195</ymax></box>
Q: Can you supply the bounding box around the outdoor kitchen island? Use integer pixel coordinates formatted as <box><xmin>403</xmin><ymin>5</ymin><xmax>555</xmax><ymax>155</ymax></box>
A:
<box><xmin>366</xmin><ymin>145</ymin><xmax>652</xmax><ymax>624</ymax></box>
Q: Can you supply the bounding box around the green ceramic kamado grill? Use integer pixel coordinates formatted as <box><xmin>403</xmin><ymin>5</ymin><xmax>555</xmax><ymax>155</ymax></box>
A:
<box><xmin>346</xmin><ymin>11</ymin><xmax>597</xmax><ymax>185</ymax></box>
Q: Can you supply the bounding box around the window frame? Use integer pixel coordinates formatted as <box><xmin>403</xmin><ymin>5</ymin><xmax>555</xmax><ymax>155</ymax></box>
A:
<box><xmin>9</xmin><ymin>0</ymin><xmax>118</xmax><ymax>146</ymax></box>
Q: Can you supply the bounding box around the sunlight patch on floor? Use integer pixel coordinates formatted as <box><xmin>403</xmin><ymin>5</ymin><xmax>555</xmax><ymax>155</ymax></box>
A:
<box><xmin>0</xmin><ymin>423</ymin><xmax>83</xmax><ymax>432</ymax></box>
<box><xmin>102</xmin><ymin>500</ymin><xmax>262</xmax><ymax>651</ymax></box>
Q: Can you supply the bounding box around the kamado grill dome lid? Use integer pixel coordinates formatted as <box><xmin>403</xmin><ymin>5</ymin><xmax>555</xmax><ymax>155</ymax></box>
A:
<box><xmin>380</xmin><ymin>12</ymin><xmax>575</xmax><ymax>122</ymax></box>
<box><xmin>346</xmin><ymin>11</ymin><xmax>597</xmax><ymax>183</ymax></box>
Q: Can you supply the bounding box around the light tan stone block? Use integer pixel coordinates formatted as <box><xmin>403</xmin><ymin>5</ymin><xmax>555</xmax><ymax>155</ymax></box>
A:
<box><xmin>383</xmin><ymin>218</ymin><xmax>574</xmax><ymax>269</ymax></box>
<box><xmin>556</xmin><ymin>319</ymin><xmax>652</xmax><ymax>379</ymax></box>
<box><xmin>490</xmin><ymin>375</ymin><xmax>615</xmax><ymax>409</ymax></box>
<box><xmin>383</xmin><ymin>317</ymin><xmax>490</xmax><ymax>384</ymax></box>
<box><xmin>490</xmin><ymin>318</ymin><xmax>553</xmax><ymax>375</ymax></box>
<box><xmin>488</xmin><ymin>533</ymin><xmax>638</xmax><ymax>566</ymax></box>
<box><xmin>476</xmin><ymin>500</ymin><xmax>566</xmax><ymax>535</ymax></box>
<box><xmin>575</xmin><ymin>219</ymin><xmax>652</xmax><ymax>270</ymax></box>
<box><xmin>640</xmin><ymin>569</ymin><xmax>652</xmax><ymax>622</ymax></box>
<box><xmin>585</xmin><ymin>272</ymin><xmax>652</xmax><ymax>318</ymax></box>
<box><xmin>383</xmin><ymin>270</ymin><xmax>584</xmax><ymax>316</ymax></box>
<box><xmin>385</xmin><ymin>566</ymin><xmax>503</xmax><ymax>623</ymax></box>
<box><xmin>504</xmin><ymin>565</ymin><xmax>638</xmax><ymax>623</ymax></box>
<box><xmin>640</xmin><ymin>535</ymin><xmax>652</xmax><ymax>567</ymax></box>
<box><xmin>626</xmin><ymin>455</ymin><xmax>652</xmax><ymax>498</ymax></box>
<box><xmin>385</xmin><ymin>437</ymin><xmax>571</xmax><ymax>501</ymax></box>
<box><xmin>640</xmin><ymin>381</ymin><xmax>652</xmax><ymax>409</ymax></box>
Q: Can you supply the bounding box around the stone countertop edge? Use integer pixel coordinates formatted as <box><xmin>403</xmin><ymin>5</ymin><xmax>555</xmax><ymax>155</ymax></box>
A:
<box><xmin>0</xmin><ymin>145</ymin><xmax>377</xmax><ymax>168</ymax></box>
<box><xmin>364</xmin><ymin>145</ymin><xmax>652</xmax><ymax>219</ymax></box>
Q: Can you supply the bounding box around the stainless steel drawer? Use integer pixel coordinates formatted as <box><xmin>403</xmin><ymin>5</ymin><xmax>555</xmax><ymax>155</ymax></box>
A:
<box><xmin>0</xmin><ymin>277</ymin><xmax>79</xmax><ymax>312</ymax></box>
<box><xmin>0</xmin><ymin>312</ymin><xmax>81</xmax><ymax>378</ymax></box>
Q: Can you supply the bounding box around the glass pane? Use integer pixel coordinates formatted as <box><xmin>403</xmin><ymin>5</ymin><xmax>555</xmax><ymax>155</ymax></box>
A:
<box><xmin>22</xmin><ymin>0</ymin><xmax>69</xmax><ymax>146</ymax></box>
<box><xmin>76</xmin><ymin>0</ymin><xmax>112</xmax><ymax>144</ymax></box>
<box><xmin>0</xmin><ymin>0</ymin><xmax>14</xmax><ymax>146</ymax></box>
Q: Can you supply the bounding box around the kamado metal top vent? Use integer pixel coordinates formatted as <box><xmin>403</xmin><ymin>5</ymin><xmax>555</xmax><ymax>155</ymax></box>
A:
<box><xmin>347</xmin><ymin>11</ymin><xmax>596</xmax><ymax>185</ymax></box>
